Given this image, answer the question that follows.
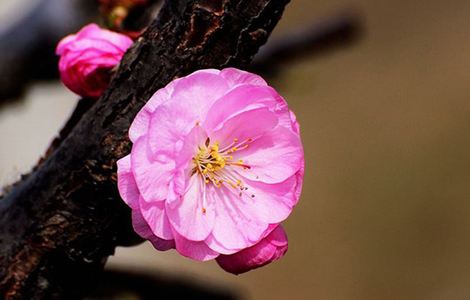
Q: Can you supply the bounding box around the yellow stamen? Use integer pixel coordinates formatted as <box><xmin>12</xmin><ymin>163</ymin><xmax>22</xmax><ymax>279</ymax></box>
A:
<box><xmin>192</xmin><ymin>138</ymin><xmax>254</xmax><ymax>192</ymax></box>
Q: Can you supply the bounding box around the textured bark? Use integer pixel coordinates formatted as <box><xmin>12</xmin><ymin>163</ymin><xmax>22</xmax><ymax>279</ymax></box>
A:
<box><xmin>0</xmin><ymin>0</ymin><xmax>289</xmax><ymax>299</ymax></box>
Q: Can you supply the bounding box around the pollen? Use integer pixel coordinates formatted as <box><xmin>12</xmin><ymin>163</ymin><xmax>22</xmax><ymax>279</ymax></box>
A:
<box><xmin>192</xmin><ymin>137</ymin><xmax>254</xmax><ymax>189</ymax></box>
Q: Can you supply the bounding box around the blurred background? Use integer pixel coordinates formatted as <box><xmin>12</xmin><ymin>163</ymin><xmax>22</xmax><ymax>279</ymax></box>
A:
<box><xmin>2</xmin><ymin>0</ymin><xmax>470</xmax><ymax>299</ymax></box>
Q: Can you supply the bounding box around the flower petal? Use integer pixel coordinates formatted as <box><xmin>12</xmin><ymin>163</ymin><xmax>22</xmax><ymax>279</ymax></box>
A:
<box><xmin>208</xmin><ymin>107</ymin><xmax>278</xmax><ymax>146</ymax></box>
<box><xmin>209</xmin><ymin>186</ymin><xmax>268</xmax><ymax>252</ymax></box>
<box><xmin>204</xmin><ymin>234</ymin><xmax>238</xmax><ymax>255</ymax></box>
<box><xmin>216</xmin><ymin>225</ymin><xmax>288</xmax><ymax>275</ymax></box>
<box><xmin>222</xmin><ymin>174</ymin><xmax>297</xmax><ymax>224</ymax></box>
<box><xmin>175</xmin><ymin>124</ymin><xmax>208</xmax><ymax>171</ymax></box>
<box><xmin>116</xmin><ymin>155</ymin><xmax>140</xmax><ymax>209</ymax></box>
<box><xmin>140</xmin><ymin>198</ymin><xmax>174</xmax><ymax>240</ymax></box>
<box><xmin>234</xmin><ymin>125</ymin><xmax>303</xmax><ymax>184</ymax></box>
<box><xmin>170</xmin><ymin>70</ymin><xmax>228</xmax><ymax>119</ymax></box>
<box><xmin>131</xmin><ymin>136</ymin><xmax>175</xmax><ymax>202</ymax></box>
<box><xmin>146</xmin><ymin>104</ymin><xmax>199</xmax><ymax>156</ymax></box>
<box><xmin>294</xmin><ymin>159</ymin><xmax>305</xmax><ymax>205</ymax></box>
<box><xmin>172</xmin><ymin>228</ymin><xmax>219</xmax><ymax>261</ymax></box>
<box><xmin>170</xmin><ymin>124</ymin><xmax>209</xmax><ymax>197</ymax></box>
<box><xmin>132</xmin><ymin>210</ymin><xmax>175</xmax><ymax>251</ymax></box>
<box><xmin>166</xmin><ymin>176</ymin><xmax>216</xmax><ymax>242</ymax></box>
<box><xmin>289</xmin><ymin>110</ymin><xmax>301</xmax><ymax>134</ymax></box>
<box><xmin>74</xmin><ymin>23</ymin><xmax>132</xmax><ymax>52</ymax></box>
<box><xmin>220</xmin><ymin>68</ymin><xmax>267</xmax><ymax>87</ymax></box>
<box><xmin>205</xmin><ymin>224</ymin><xmax>281</xmax><ymax>256</ymax></box>
<box><xmin>146</xmin><ymin>71</ymin><xmax>229</xmax><ymax>155</ymax></box>
<box><xmin>129</xmin><ymin>78</ymin><xmax>179</xmax><ymax>142</ymax></box>
<box><xmin>204</xmin><ymin>85</ymin><xmax>281</xmax><ymax>131</ymax></box>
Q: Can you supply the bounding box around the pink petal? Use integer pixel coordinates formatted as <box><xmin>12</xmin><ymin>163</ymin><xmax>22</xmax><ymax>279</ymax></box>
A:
<box><xmin>132</xmin><ymin>210</ymin><xmax>175</xmax><ymax>251</ymax></box>
<box><xmin>130</xmin><ymin>136</ymin><xmax>175</xmax><ymax>202</ymax></box>
<box><xmin>208</xmin><ymin>107</ymin><xmax>279</xmax><ymax>146</ymax></box>
<box><xmin>257</xmin><ymin>174</ymin><xmax>302</xmax><ymax>209</ymax></box>
<box><xmin>220</xmin><ymin>68</ymin><xmax>267</xmax><ymax>87</ymax></box>
<box><xmin>188</xmin><ymin>69</ymin><xmax>220</xmax><ymax>76</ymax></box>
<box><xmin>289</xmin><ymin>110</ymin><xmax>301</xmax><ymax>134</ymax></box>
<box><xmin>140</xmin><ymin>198</ymin><xmax>174</xmax><ymax>240</ymax></box>
<box><xmin>204</xmin><ymin>84</ymin><xmax>281</xmax><ymax>130</ymax></box>
<box><xmin>75</xmin><ymin>23</ymin><xmax>101</xmax><ymax>38</ymax></box>
<box><xmin>166</xmin><ymin>176</ymin><xmax>216</xmax><ymax>242</ymax></box>
<box><xmin>169</xmin><ymin>70</ymin><xmax>229</xmax><ymax>119</ymax></box>
<box><xmin>294</xmin><ymin>159</ymin><xmax>305</xmax><ymax>204</ymax></box>
<box><xmin>128</xmin><ymin>79</ymin><xmax>178</xmax><ymax>142</ymax></box>
<box><xmin>75</xmin><ymin>23</ymin><xmax>133</xmax><ymax>52</ymax></box>
<box><xmin>216</xmin><ymin>225</ymin><xmax>288</xmax><ymax>275</ymax></box>
<box><xmin>260</xmin><ymin>224</ymin><xmax>279</xmax><ymax>240</ymax></box>
<box><xmin>205</xmin><ymin>224</ymin><xmax>281</xmax><ymax>256</ymax></box>
<box><xmin>172</xmin><ymin>228</ymin><xmax>219</xmax><ymax>261</ymax></box>
<box><xmin>234</xmin><ymin>125</ymin><xmax>303</xmax><ymax>184</ymax></box>
<box><xmin>62</xmin><ymin>39</ymin><xmax>125</xmax><ymax>59</ymax></box>
<box><xmin>79</xmin><ymin>55</ymin><xmax>121</xmax><ymax>69</ymax></box>
<box><xmin>170</xmin><ymin>124</ymin><xmax>208</xmax><ymax>197</ymax></box>
<box><xmin>174</xmin><ymin>123</ymin><xmax>208</xmax><ymax>171</ymax></box>
<box><xmin>116</xmin><ymin>155</ymin><xmax>140</xmax><ymax>209</ymax></box>
<box><xmin>147</xmin><ymin>104</ymin><xmax>197</xmax><ymax>156</ymax></box>
<box><xmin>56</xmin><ymin>34</ymin><xmax>77</xmax><ymax>54</ymax></box>
<box><xmin>59</xmin><ymin>63</ymin><xmax>88</xmax><ymax>96</ymax></box>
<box><xmin>222</xmin><ymin>175</ymin><xmax>297</xmax><ymax>224</ymax></box>
<box><xmin>146</xmin><ymin>71</ymin><xmax>228</xmax><ymax>156</ymax></box>
<box><xmin>209</xmin><ymin>186</ymin><xmax>268</xmax><ymax>252</ymax></box>
<box><xmin>204</xmin><ymin>234</ymin><xmax>238</xmax><ymax>255</ymax></box>
<box><xmin>59</xmin><ymin>49</ymin><xmax>103</xmax><ymax>67</ymax></box>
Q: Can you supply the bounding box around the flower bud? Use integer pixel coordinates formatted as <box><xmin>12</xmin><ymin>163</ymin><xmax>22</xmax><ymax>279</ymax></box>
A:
<box><xmin>216</xmin><ymin>225</ymin><xmax>289</xmax><ymax>275</ymax></box>
<box><xmin>56</xmin><ymin>23</ymin><xmax>133</xmax><ymax>98</ymax></box>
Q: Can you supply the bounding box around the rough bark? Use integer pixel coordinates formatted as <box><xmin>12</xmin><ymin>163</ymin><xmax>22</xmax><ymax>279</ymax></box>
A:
<box><xmin>0</xmin><ymin>0</ymin><xmax>289</xmax><ymax>298</ymax></box>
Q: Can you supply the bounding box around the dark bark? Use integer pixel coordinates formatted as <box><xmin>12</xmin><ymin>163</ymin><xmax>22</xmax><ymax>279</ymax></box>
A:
<box><xmin>0</xmin><ymin>0</ymin><xmax>289</xmax><ymax>299</ymax></box>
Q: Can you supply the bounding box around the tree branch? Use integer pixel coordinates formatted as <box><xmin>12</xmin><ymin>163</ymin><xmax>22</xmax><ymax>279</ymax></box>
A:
<box><xmin>0</xmin><ymin>0</ymin><xmax>290</xmax><ymax>298</ymax></box>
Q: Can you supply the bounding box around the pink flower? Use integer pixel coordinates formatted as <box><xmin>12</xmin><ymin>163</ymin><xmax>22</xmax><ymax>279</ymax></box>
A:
<box><xmin>117</xmin><ymin>68</ymin><xmax>304</xmax><ymax>273</ymax></box>
<box><xmin>56</xmin><ymin>23</ymin><xmax>133</xmax><ymax>98</ymax></box>
<box><xmin>216</xmin><ymin>225</ymin><xmax>288</xmax><ymax>274</ymax></box>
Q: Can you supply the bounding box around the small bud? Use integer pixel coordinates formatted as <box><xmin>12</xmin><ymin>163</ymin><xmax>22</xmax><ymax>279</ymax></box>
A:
<box><xmin>56</xmin><ymin>24</ymin><xmax>133</xmax><ymax>98</ymax></box>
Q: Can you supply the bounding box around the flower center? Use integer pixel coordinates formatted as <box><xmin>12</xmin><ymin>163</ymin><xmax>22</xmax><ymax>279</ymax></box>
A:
<box><xmin>192</xmin><ymin>137</ymin><xmax>252</xmax><ymax>189</ymax></box>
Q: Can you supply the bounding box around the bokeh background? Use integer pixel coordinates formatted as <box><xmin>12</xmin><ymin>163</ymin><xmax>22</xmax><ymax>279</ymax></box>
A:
<box><xmin>2</xmin><ymin>0</ymin><xmax>470</xmax><ymax>299</ymax></box>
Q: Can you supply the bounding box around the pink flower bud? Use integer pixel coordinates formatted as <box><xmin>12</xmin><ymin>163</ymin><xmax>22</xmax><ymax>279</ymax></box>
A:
<box><xmin>216</xmin><ymin>225</ymin><xmax>289</xmax><ymax>275</ymax></box>
<box><xmin>56</xmin><ymin>23</ymin><xmax>133</xmax><ymax>98</ymax></box>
